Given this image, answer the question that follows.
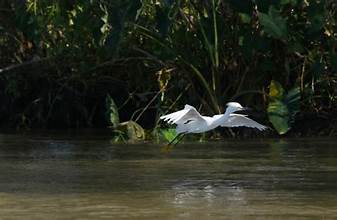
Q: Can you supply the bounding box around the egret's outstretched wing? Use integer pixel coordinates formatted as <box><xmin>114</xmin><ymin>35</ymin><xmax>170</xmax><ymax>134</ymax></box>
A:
<box><xmin>221</xmin><ymin>114</ymin><xmax>267</xmax><ymax>131</ymax></box>
<box><xmin>160</xmin><ymin>104</ymin><xmax>205</xmax><ymax>125</ymax></box>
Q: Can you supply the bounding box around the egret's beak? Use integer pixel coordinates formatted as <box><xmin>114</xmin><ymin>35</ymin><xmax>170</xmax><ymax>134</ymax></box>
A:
<box><xmin>235</xmin><ymin>107</ymin><xmax>250</xmax><ymax>113</ymax></box>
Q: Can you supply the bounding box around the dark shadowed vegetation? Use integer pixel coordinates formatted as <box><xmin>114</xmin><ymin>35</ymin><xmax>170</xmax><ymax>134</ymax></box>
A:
<box><xmin>1</xmin><ymin>0</ymin><xmax>337</xmax><ymax>140</ymax></box>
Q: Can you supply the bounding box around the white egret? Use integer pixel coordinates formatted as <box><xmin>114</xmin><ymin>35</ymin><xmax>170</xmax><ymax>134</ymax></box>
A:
<box><xmin>160</xmin><ymin>102</ymin><xmax>267</xmax><ymax>146</ymax></box>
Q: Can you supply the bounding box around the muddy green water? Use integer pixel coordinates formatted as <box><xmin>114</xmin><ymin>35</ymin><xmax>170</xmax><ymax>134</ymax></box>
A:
<box><xmin>0</xmin><ymin>133</ymin><xmax>337</xmax><ymax>219</ymax></box>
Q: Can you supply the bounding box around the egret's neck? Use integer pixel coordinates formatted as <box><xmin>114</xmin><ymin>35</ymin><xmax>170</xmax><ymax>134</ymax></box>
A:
<box><xmin>211</xmin><ymin>107</ymin><xmax>236</xmax><ymax>127</ymax></box>
<box><xmin>223</xmin><ymin>106</ymin><xmax>237</xmax><ymax>118</ymax></box>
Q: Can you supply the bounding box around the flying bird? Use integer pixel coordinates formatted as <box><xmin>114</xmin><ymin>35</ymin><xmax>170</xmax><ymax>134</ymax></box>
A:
<box><xmin>160</xmin><ymin>102</ymin><xmax>267</xmax><ymax>147</ymax></box>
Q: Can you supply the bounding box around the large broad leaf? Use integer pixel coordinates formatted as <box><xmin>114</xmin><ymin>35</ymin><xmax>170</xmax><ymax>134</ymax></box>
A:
<box><xmin>267</xmin><ymin>80</ymin><xmax>300</xmax><ymax>135</ymax></box>
<box><xmin>118</xmin><ymin>120</ymin><xmax>145</xmax><ymax>141</ymax></box>
<box><xmin>268</xmin><ymin>100</ymin><xmax>290</xmax><ymax>135</ymax></box>
<box><xmin>269</xmin><ymin>79</ymin><xmax>285</xmax><ymax>100</ymax></box>
<box><xmin>105</xmin><ymin>94</ymin><xmax>145</xmax><ymax>141</ymax></box>
<box><xmin>105</xmin><ymin>94</ymin><xmax>119</xmax><ymax>128</ymax></box>
<box><xmin>258</xmin><ymin>6</ymin><xmax>288</xmax><ymax>40</ymax></box>
<box><xmin>161</xmin><ymin>128</ymin><xmax>177</xmax><ymax>142</ymax></box>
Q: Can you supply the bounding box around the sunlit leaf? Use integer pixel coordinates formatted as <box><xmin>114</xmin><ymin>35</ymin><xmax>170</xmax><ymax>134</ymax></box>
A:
<box><xmin>118</xmin><ymin>120</ymin><xmax>145</xmax><ymax>141</ymax></box>
<box><xmin>269</xmin><ymin>80</ymin><xmax>285</xmax><ymax>100</ymax></box>
<box><xmin>157</xmin><ymin>68</ymin><xmax>173</xmax><ymax>90</ymax></box>
<box><xmin>268</xmin><ymin>100</ymin><xmax>290</xmax><ymax>135</ymax></box>
<box><xmin>105</xmin><ymin>94</ymin><xmax>119</xmax><ymax>128</ymax></box>
<box><xmin>268</xmin><ymin>80</ymin><xmax>300</xmax><ymax>135</ymax></box>
<box><xmin>161</xmin><ymin>128</ymin><xmax>176</xmax><ymax>142</ymax></box>
<box><xmin>157</xmin><ymin>68</ymin><xmax>173</xmax><ymax>101</ymax></box>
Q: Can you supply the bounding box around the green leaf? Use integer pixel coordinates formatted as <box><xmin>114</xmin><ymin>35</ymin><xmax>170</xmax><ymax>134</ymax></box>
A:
<box><xmin>239</xmin><ymin>13</ymin><xmax>251</xmax><ymax>24</ymax></box>
<box><xmin>267</xmin><ymin>80</ymin><xmax>300</xmax><ymax>135</ymax></box>
<box><xmin>105</xmin><ymin>94</ymin><xmax>119</xmax><ymax>128</ymax></box>
<box><xmin>161</xmin><ymin>128</ymin><xmax>177</xmax><ymax>142</ymax></box>
<box><xmin>268</xmin><ymin>100</ymin><xmax>290</xmax><ymax>135</ymax></box>
<box><xmin>118</xmin><ymin>120</ymin><xmax>145</xmax><ymax>141</ymax></box>
<box><xmin>269</xmin><ymin>80</ymin><xmax>285</xmax><ymax>100</ymax></box>
<box><xmin>258</xmin><ymin>6</ymin><xmax>288</xmax><ymax>40</ymax></box>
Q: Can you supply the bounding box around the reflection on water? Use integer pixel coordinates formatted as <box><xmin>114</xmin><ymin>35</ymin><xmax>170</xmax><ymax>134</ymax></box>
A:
<box><xmin>0</xmin><ymin>133</ymin><xmax>337</xmax><ymax>219</ymax></box>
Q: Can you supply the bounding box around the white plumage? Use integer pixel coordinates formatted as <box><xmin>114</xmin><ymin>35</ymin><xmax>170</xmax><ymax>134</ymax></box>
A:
<box><xmin>160</xmin><ymin>102</ymin><xmax>267</xmax><ymax>134</ymax></box>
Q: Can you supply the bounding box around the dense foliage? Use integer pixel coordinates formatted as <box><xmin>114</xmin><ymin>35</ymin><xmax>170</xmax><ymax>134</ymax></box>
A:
<box><xmin>1</xmin><ymin>0</ymin><xmax>336</xmax><ymax>138</ymax></box>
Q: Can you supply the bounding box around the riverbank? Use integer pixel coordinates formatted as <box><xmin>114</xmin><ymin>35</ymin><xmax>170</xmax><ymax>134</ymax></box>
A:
<box><xmin>1</xmin><ymin>1</ymin><xmax>336</xmax><ymax>138</ymax></box>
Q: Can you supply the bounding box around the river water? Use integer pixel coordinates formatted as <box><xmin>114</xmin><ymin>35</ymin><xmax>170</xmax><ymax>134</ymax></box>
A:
<box><xmin>0</xmin><ymin>133</ymin><xmax>337</xmax><ymax>219</ymax></box>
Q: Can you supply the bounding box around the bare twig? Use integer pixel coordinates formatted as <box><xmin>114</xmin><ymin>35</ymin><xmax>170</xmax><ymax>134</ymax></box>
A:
<box><xmin>133</xmin><ymin>88</ymin><xmax>164</xmax><ymax>122</ymax></box>
<box><xmin>0</xmin><ymin>57</ymin><xmax>53</xmax><ymax>74</ymax></box>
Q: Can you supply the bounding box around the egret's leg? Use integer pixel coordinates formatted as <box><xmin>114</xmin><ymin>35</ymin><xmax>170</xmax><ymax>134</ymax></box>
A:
<box><xmin>171</xmin><ymin>133</ymin><xmax>186</xmax><ymax>147</ymax></box>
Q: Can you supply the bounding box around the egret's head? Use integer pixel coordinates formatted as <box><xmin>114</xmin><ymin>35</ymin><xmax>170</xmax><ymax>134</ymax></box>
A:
<box><xmin>225</xmin><ymin>102</ymin><xmax>245</xmax><ymax>113</ymax></box>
